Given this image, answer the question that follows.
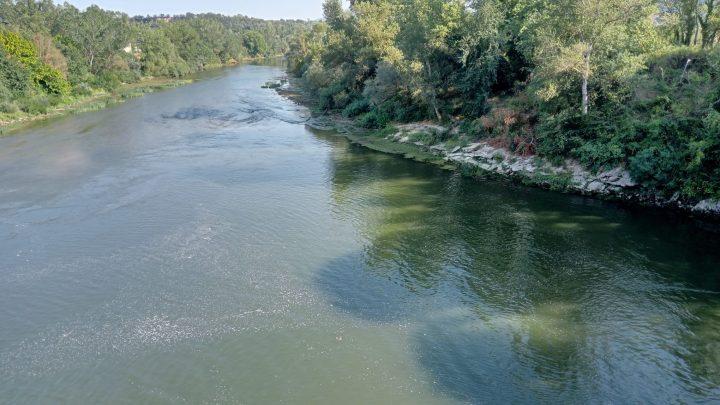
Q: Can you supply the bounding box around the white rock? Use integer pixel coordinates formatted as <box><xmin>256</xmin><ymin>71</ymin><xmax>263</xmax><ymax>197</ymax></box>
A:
<box><xmin>597</xmin><ymin>167</ymin><xmax>637</xmax><ymax>187</ymax></box>
<box><xmin>693</xmin><ymin>199</ymin><xmax>720</xmax><ymax>214</ymax></box>
<box><xmin>586</xmin><ymin>181</ymin><xmax>607</xmax><ymax>193</ymax></box>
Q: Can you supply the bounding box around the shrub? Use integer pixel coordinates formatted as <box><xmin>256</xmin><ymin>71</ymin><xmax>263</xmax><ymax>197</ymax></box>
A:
<box><xmin>358</xmin><ymin>109</ymin><xmax>391</xmax><ymax>129</ymax></box>
<box><xmin>32</xmin><ymin>33</ymin><xmax>68</xmax><ymax>75</ymax></box>
<box><xmin>33</xmin><ymin>63</ymin><xmax>71</xmax><ymax>95</ymax></box>
<box><xmin>459</xmin><ymin>118</ymin><xmax>487</xmax><ymax>138</ymax></box>
<box><xmin>390</xmin><ymin>99</ymin><xmax>425</xmax><ymax>122</ymax></box>
<box><xmin>1</xmin><ymin>32</ymin><xmax>70</xmax><ymax>96</ymax></box>
<box><xmin>73</xmin><ymin>82</ymin><xmax>93</xmax><ymax>97</ymax></box>
<box><xmin>316</xmin><ymin>81</ymin><xmax>346</xmax><ymax>111</ymax></box>
<box><xmin>332</xmin><ymin>90</ymin><xmax>351</xmax><ymax>109</ymax></box>
<box><xmin>302</xmin><ymin>62</ymin><xmax>331</xmax><ymax>92</ymax></box>
<box><xmin>0</xmin><ymin>80</ymin><xmax>18</xmax><ymax>113</ymax></box>
<box><xmin>0</xmin><ymin>49</ymin><xmax>31</xmax><ymax>96</ymax></box>
<box><xmin>0</xmin><ymin>31</ymin><xmax>39</xmax><ymax>68</ymax></box>
<box><xmin>93</xmin><ymin>71</ymin><xmax>123</xmax><ymax>91</ymax></box>
<box><xmin>629</xmin><ymin>146</ymin><xmax>684</xmax><ymax>195</ymax></box>
<box><xmin>573</xmin><ymin>139</ymin><xmax>625</xmax><ymax>169</ymax></box>
<box><xmin>342</xmin><ymin>98</ymin><xmax>370</xmax><ymax>118</ymax></box>
<box><xmin>0</xmin><ymin>80</ymin><xmax>12</xmax><ymax>101</ymax></box>
<box><xmin>0</xmin><ymin>101</ymin><xmax>19</xmax><ymax>113</ymax></box>
<box><xmin>409</xmin><ymin>129</ymin><xmax>448</xmax><ymax>145</ymax></box>
<box><xmin>19</xmin><ymin>95</ymin><xmax>51</xmax><ymax>114</ymax></box>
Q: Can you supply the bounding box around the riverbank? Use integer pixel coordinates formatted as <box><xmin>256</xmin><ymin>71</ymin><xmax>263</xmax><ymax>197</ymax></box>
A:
<box><xmin>0</xmin><ymin>57</ymin><xmax>290</xmax><ymax>136</ymax></box>
<box><xmin>0</xmin><ymin>77</ymin><xmax>192</xmax><ymax>136</ymax></box>
<box><xmin>277</xmin><ymin>79</ymin><xmax>720</xmax><ymax>221</ymax></box>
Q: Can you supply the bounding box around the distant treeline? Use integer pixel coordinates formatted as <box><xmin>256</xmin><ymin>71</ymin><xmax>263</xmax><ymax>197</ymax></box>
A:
<box><xmin>0</xmin><ymin>1</ymin><xmax>311</xmax><ymax>116</ymax></box>
<box><xmin>287</xmin><ymin>0</ymin><xmax>720</xmax><ymax>202</ymax></box>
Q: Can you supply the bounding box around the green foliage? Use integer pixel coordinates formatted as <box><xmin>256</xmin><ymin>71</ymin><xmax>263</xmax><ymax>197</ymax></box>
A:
<box><xmin>138</xmin><ymin>28</ymin><xmax>190</xmax><ymax>77</ymax></box>
<box><xmin>93</xmin><ymin>71</ymin><xmax>122</xmax><ymax>91</ymax></box>
<box><xmin>285</xmin><ymin>0</ymin><xmax>720</xmax><ymax>201</ymax></box>
<box><xmin>0</xmin><ymin>30</ymin><xmax>39</xmax><ymax>67</ymax></box>
<box><xmin>18</xmin><ymin>94</ymin><xmax>51</xmax><ymax>114</ymax></box>
<box><xmin>0</xmin><ymin>100</ymin><xmax>20</xmax><ymax>113</ymax></box>
<box><xmin>0</xmin><ymin>30</ymin><xmax>70</xmax><ymax>96</ymax></box>
<box><xmin>0</xmin><ymin>1</ymin><xmax>311</xmax><ymax>120</ymax></box>
<box><xmin>343</xmin><ymin>98</ymin><xmax>370</xmax><ymax>117</ymax></box>
<box><xmin>409</xmin><ymin>128</ymin><xmax>449</xmax><ymax>145</ymax></box>
<box><xmin>243</xmin><ymin>31</ymin><xmax>268</xmax><ymax>57</ymax></box>
<box><xmin>32</xmin><ymin>63</ymin><xmax>70</xmax><ymax>95</ymax></box>
<box><xmin>358</xmin><ymin>109</ymin><xmax>392</xmax><ymax>129</ymax></box>
<box><xmin>0</xmin><ymin>48</ymin><xmax>31</xmax><ymax>97</ymax></box>
<box><xmin>73</xmin><ymin>82</ymin><xmax>93</xmax><ymax>96</ymax></box>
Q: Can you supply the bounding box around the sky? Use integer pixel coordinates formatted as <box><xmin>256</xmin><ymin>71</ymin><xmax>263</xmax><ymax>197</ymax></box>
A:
<box><xmin>63</xmin><ymin>0</ymin><xmax>329</xmax><ymax>20</ymax></box>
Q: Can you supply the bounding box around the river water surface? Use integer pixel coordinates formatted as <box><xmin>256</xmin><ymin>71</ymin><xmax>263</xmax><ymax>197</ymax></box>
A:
<box><xmin>1</xmin><ymin>65</ymin><xmax>719</xmax><ymax>404</ymax></box>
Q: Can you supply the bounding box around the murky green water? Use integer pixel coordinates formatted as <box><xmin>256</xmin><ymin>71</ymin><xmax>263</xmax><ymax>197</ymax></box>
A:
<box><xmin>1</xmin><ymin>65</ymin><xmax>719</xmax><ymax>404</ymax></box>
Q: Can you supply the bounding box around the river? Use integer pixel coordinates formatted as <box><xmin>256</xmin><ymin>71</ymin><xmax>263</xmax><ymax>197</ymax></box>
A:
<box><xmin>1</xmin><ymin>65</ymin><xmax>719</xmax><ymax>404</ymax></box>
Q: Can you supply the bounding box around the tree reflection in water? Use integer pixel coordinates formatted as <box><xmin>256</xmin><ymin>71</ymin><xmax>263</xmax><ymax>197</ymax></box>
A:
<box><xmin>312</xmin><ymin>129</ymin><xmax>720</xmax><ymax>403</ymax></box>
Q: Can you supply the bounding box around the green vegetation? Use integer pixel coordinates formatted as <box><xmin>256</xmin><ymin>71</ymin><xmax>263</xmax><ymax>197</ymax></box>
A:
<box><xmin>287</xmin><ymin>0</ymin><xmax>720</xmax><ymax>202</ymax></box>
<box><xmin>0</xmin><ymin>1</ymin><xmax>311</xmax><ymax>127</ymax></box>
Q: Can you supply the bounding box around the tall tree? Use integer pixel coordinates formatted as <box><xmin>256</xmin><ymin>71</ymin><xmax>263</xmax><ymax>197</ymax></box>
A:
<box><xmin>395</xmin><ymin>0</ymin><xmax>464</xmax><ymax>120</ymax></box>
<box><xmin>58</xmin><ymin>5</ymin><xmax>131</xmax><ymax>73</ymax></box>
<box><xmin>659</xmin><ymin>0</ymin><xmax>700</xmax><ymax>45</ymax></box>
<box><xmin>699</xmin><ymin>0</ymin><xmax>720</xmax><ymax>48</ymax></box>
<box><xmin>532</xmin><ymin>0</ymin><xmax>655</xmax><ymax>114</ymax></box>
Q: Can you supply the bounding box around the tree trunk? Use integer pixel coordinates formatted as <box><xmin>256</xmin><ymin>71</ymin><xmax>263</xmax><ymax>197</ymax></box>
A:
<box><xmin>581</xmin><ymin>73</ymin><xmax>589</xmax><ymax>115</ymax></box>
<box><xmin>700</xmin><ymin>0</ymin><xmax>717</xmax><ymax>48</ymax></box>
<box><xmin>423</xmin><ymin>58</ymin><xmax>442</xmax><ymax>122</ymax></box>
<box><xmin>581</xmin><ymin>48</ymin><xmax>591</xmax><ymax>115</ymax></box>
<box><xmin>432</xmin><ymin>99</ymin><xmax>442</xmax><ymax>122</ymax></box>
<box><xmin>681</xmin><ymin>58</ymin><xmax>693</xmax><ymax>81</ymax></box>
<box><xmin>683</xmin><ymin>23</ymin><xmax>694</xmax><ymax>46</ymax></box>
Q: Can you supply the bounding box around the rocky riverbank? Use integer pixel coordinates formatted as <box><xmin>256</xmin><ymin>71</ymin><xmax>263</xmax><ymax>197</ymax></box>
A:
<box><xmin>279</xmin><ymin>81</ymin><xmax>720</xmax><ymax>221</ymax></box>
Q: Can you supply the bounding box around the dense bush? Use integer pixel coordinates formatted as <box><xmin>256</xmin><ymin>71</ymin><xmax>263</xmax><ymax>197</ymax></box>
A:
<box><xmin>243</xmin><ymin>31</ymin><xmax>268</xmax><ymax>57</ymax></box>
<box><xmin>287</xmin><ymin>0</ymin><xmax>720</xmax><ymax>202</ymax></box>
<box><xmin>0</xmin><ymin>48</ymin><xmax>31</xmax><ymax>96</ymax></box>
<box><xmin>343</xmin><ymin>98</ymin><xmax>370</xmax><ymax>118</ymax></box>
<box><xmin>18</xmin><ymin>95</ymin><xmax>51</xmax><ymax>114</ymax></box>
<box><xmin>32</xmin><ymin>63</ymin><xmax>70</xmax><ymax>95</ymax></box>
<box><xmin>72</xmin><ymin>82</ymin><xmax>93</xmax><ymax>96</ymax></box>
<box><xmin>0</xmin><ymin>31</ymin><xmax>39</xmax><ymax>67</ymax></box>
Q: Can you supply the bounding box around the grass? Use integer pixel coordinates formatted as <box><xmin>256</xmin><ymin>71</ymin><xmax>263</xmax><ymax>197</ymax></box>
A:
<box><xmin>0</xmin><ymin>77</ymin><xmax>191</xmax><ymax>136</ymax></box>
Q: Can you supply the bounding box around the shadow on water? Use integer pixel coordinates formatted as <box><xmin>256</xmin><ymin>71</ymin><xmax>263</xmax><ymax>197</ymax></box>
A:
<box><xmin>314</xmin><ymin>253</ymin><xmax>422</xmax><ymax>323</ymax></box>
<box><xmin>311</xmin><ymin>129</ymin><xmax>720</xmax><ymax>403</ymax></box>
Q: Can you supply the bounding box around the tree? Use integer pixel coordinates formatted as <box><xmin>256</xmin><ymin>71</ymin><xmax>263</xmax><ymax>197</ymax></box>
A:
<box><xmin>32</xmin><ymin>33</ymin><xmax>67</xmax><ymax>75</ymax></box>
<box><xmin>0</xmin><ymin>47</ymin><xmax>31</xmax><ymax>98</ymax></box>
<box><xmin>58</xmin><ymin>5</ymin><xmax>132</xmax><ymax>73</ymax></box>
<box><xmin>163</xmin><ymin>20</ymin><xmax>216</xmax><ymax>69</ymax></box>
<box><xmin>323</xmin><ymin>0</ymin><xmax>347</xmax><ymax>31</ymax></box>
<box><xmin>531</xmin><ymin>0</ymin><xmax>655</xmax><ymax>114</ymax></box>
<box><xmin>138</xmin><ymin>27</ymin><xmax>190</xmax><ymax>77</ymax></box>
<box><xmin>658</xmin><ymin>0</ymin><xmax>701</xmax><ymax>46</ymax></box>
<box><xmin>395</xmin><ymin>0</ymin><xmax>465</xmax><ymax>120</ymax></box>
<box><xmin>353</xmin><ymin>0</ymin><xmax>403</xmax><ymax>65</ymax></box>
<box><xmin>0</xmin><ymin>29</ymin><xmax>69</xmax><ymax>95</ymax></box>
<box><xmin>243</xmin><ymin>30</ymin><xmax>268</xmax><ymax>57</ymax></box>
<box><xmin>699</xmin><ymin>0</ymin><xmax>720</xmax><ymax>48</ymax></box>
